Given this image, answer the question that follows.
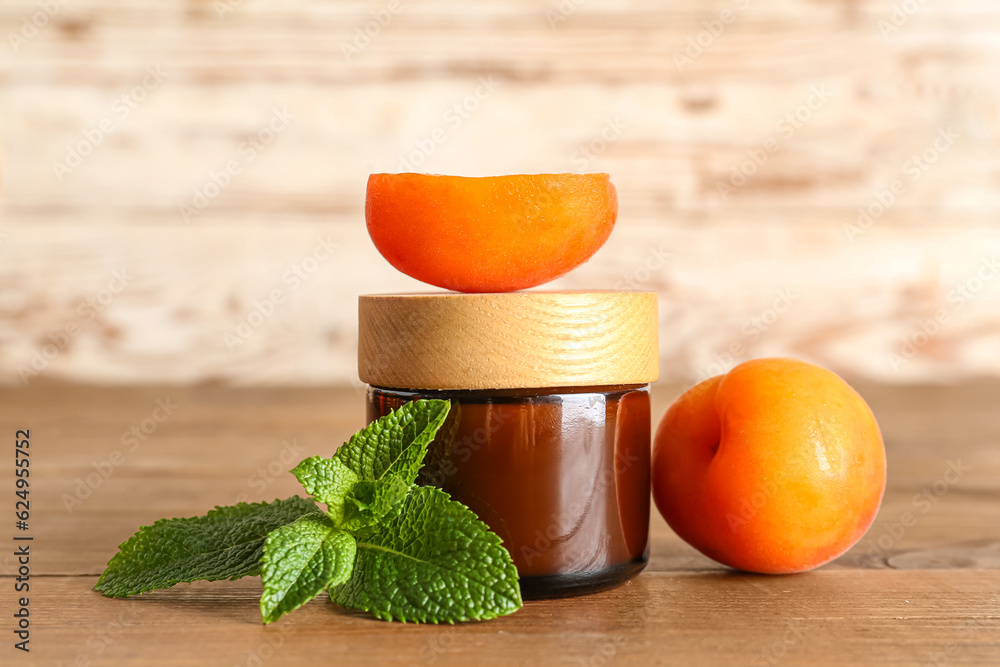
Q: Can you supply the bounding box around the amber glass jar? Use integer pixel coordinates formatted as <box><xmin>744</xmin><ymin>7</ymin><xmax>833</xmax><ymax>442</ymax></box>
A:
<box><xmin>358</xmin><ymin>291</ymin><xmax>659</xmax><ymax>598</ymax></box>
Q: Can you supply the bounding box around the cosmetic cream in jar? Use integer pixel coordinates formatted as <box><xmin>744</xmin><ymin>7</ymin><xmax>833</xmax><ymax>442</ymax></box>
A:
<box><xmin>358</xmin><ymin>291</ymin><xmax>659</xmax><ymax>598</ymax></box>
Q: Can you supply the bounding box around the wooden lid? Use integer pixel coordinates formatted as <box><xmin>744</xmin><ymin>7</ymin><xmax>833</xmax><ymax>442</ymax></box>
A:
<box><xmin>358</xmin><ymin>291</ymin><xmax>659</xmax><ymax>390</ymax></box>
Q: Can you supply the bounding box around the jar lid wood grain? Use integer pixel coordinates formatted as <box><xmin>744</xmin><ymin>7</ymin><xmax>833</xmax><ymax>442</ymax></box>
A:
<box><xmin>358</xmin><ymin>291</ymin><xmax>659</xmax><ymax>390</ymax></box>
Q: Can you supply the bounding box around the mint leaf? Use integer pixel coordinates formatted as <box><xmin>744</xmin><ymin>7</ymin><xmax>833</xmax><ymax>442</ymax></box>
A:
<box><xmin>260</xmin><ymin>514</ymin><xmax>356</xmax><ymax>624</ymax></box>
<box><xmin>340</xmin><ymin>473</ymin><xmax>410</xmax><ymax>532</ymax></box>
<box><xmin>335</xmin><ymin>399</ymin><xmax>450</xmax><ymax>486</ymax></box>
<box><xmin>95</xmin><ymin>497</ymin><xmax>317</xmax><ymax>598</ymax></box>
<box><xmin>329</xmin><ymin>486</ymin><xmax>522</xmax><ymax>623</ymax></box>
<box><xmin>292</xmin><ymin>456</ymin><xmax>360</xmax><ymax>526</ymax></box>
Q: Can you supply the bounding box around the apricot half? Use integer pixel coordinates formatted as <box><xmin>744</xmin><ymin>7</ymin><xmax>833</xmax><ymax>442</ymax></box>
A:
<box><xmin>365</xmin><ymin>173</ymin><xmax>617</xmax><ymax>292</ymax></box>
<box><xmin>652</xmin><ymin>358</ymin><xmax>886</xmax><ymax>574</ymax></box>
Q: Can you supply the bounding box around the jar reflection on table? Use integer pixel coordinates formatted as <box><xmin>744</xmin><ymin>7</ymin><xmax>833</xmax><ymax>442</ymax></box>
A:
<box><xmin>366</xmin><ymin>384</ymin><xmax>651</xmax><ymax>599</ymax></box>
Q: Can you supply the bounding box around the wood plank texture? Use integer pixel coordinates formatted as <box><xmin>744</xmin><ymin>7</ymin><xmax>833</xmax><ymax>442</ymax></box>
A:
<box><xmin>0</xmin><ymin>383</ymin><xmax>997</xmax><ymax>665</ymax></box>
<box><xmin>1</xmin><ymin>1</ymin><xmax>999</xmax><ymax>386</ymax></box>
<box><xmin>23</xmin><ymin>572</ymin><xmax>1000</xmax><ymax>667</ymax></box>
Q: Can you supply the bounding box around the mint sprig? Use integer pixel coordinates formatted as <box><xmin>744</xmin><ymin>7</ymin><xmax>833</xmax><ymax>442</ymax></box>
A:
<box><xmin>96</xmin><ymin>400</ymin><xmax>523</xmax><ymax>625</ymax></box>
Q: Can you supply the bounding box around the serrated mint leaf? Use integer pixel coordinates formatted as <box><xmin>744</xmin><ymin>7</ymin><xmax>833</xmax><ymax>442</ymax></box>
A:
<box><xmin>292</xmin><ymin>456</ymin><xmax>360</xmax><ymax>526</ymax></box>
<box><xmin>340</xmin><ymin>473</ymin><xmax>410</xmax><ymax>532</ymax></box>
<box><xmin>95</xmin><ymin>497</ymin><xmax>318</xmax><ymax>598</ymax></box>
<box><xmin>329</xmin><ymin>486</ymin><xmax>522</xmax><ymax>623</ymax></box>
<box><xmin>335</xmin><ymin>399</ymin><xmax>450</xmax><ymax>486</ymax></box>
<box><xmin>260</xmin><ymin>514</ymin><xmax>357</xmax><ymax>624</ymax></box>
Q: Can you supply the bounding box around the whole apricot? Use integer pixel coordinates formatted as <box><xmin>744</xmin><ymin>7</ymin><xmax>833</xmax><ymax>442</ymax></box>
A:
<box><xmin>652</xmin><ymin>358</ymin><xmax>886</xmax><ymax>574</ymax></box>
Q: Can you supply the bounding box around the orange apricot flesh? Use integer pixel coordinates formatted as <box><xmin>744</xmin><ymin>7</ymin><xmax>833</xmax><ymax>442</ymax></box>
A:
<box><xmin>365</xmin><ymin>173</ymin><xmax>617</xmax><ymax>292</ymax></box>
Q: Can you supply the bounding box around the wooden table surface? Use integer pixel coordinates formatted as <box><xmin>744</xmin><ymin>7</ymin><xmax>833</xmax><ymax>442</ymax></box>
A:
<box><xmin>2</xmin><ymin>382</ymin><xmax>998</xmax><ymax>666</ymax></box>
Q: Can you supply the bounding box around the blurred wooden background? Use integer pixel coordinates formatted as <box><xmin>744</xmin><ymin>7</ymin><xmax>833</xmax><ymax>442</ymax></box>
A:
<box><xmin>1</xmin><ymin>0</ymin><xmax>998</xmax><ymax>386</ymax></box>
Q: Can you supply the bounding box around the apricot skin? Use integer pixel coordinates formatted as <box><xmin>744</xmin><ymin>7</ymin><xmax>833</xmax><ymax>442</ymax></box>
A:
<box><xmin>365</xmin><ymin>173</ymin><xmax>617</xmax><ymax>293</ymax></box>
<box><xmin>652</xmin><ymin>358</ymin><xmax>887</xmax><ymax>574</ymax></box>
